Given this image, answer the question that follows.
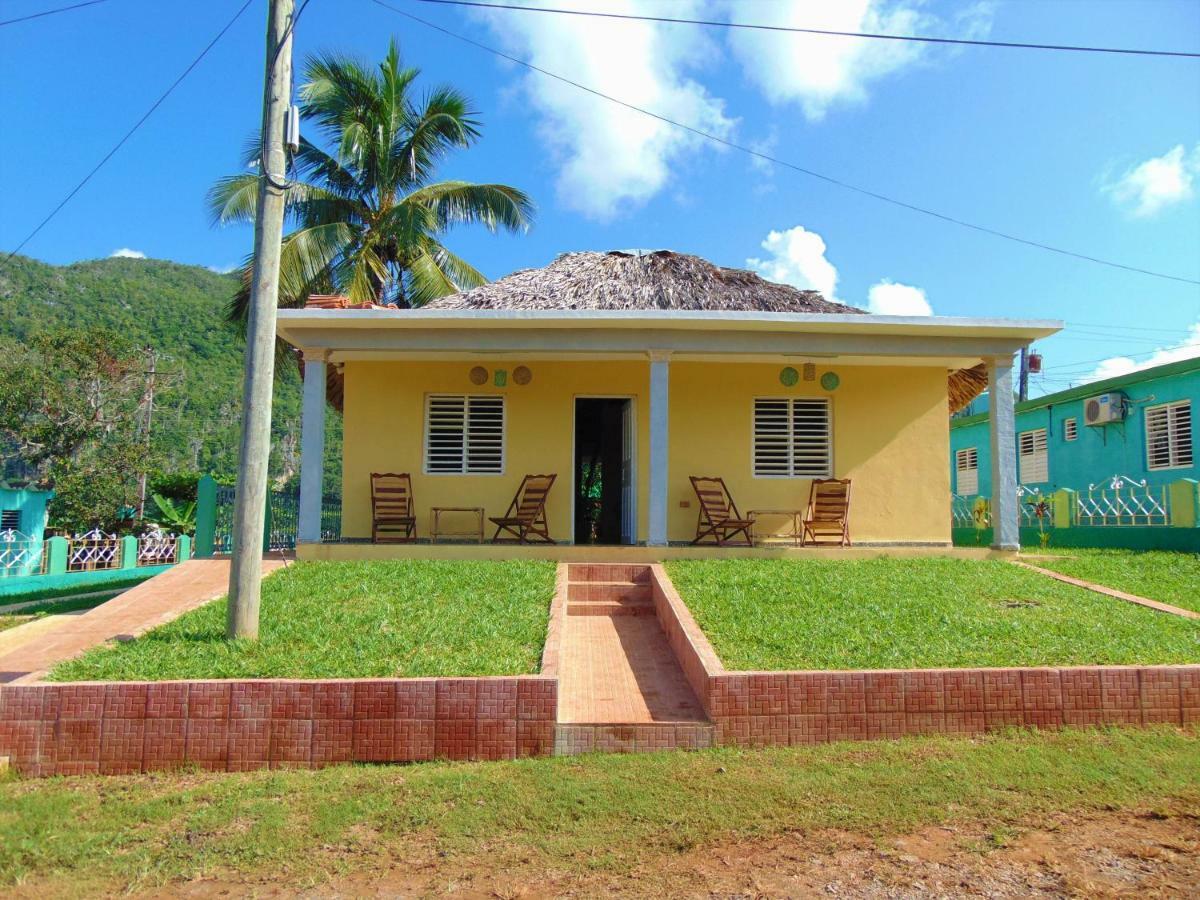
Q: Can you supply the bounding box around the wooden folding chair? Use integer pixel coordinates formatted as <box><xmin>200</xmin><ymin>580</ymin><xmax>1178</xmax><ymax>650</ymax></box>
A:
<box><xmin>802</xmin><ymin>478</ymin><xmax>852</xmax><ymax>547</ymax></box>
<box><xmin>690</xmin><ymin>476</ymin><xmax>753</xmax><ymax>546</ymax></box>
<box><xmin>371</xmin><ymin>472</ymin><xmax>416</xmax><ymax>543</ymax></box>
<box><xmin>489</xmin><ymin>474</ymin><xmax>557</xmax><ymax>544</ymax></box>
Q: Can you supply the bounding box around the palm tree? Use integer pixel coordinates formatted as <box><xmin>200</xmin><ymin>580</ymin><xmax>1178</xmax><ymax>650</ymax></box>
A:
<box><xmin>208</xmin><ymin>40</ymin><xmax>533</xmax><ymax>321</ymax></box>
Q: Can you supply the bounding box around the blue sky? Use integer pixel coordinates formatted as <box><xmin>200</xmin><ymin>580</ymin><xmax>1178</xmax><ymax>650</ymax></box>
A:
<box><xmin>1</xmin><ymin>0</ymin><xmax>1198</xmax><ymax>395</ymax></box>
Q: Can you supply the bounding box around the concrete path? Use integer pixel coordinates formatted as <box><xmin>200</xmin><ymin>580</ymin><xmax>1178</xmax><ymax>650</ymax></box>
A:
<box><xmin>1012</xmin><ymin>559</ymin><xmax>1200</xmax><ymax>620</ymax></box>
<box><xmin>557</xmin><ymin>563</ymin><xmax>707</xmax><ymax>725</ymax></box>
<box><xmin>0</xmin><ymin>558</ymin><xmax>286</xmax><ymax>684</ymax></box>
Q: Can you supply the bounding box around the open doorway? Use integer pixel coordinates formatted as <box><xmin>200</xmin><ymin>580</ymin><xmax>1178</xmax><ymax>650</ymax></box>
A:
<box><xmin>573</xmin><ymin>398</ymin><xmax>635</xmax><ymax>545</ymax></box>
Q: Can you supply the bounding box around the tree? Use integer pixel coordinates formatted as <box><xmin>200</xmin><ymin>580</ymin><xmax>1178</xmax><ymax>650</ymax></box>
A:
<box><xmin>208</xmin><ymin>39</ymin><xmax>534</xmax><ymax>319</ymax></box>
<box><xmin>0</xmin><ymin>329</ymin><xmax>161</xmax><ymax>532</ymax></box>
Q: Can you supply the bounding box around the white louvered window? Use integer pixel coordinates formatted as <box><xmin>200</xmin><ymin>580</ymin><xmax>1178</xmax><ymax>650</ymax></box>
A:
<box><xmin>1063</xmin><ymin>418</ymin><xmax>1078</xmax><ymax>442</ymax></box>
<box><xmin>753</xmin><ymin>398</ymin><xmax>832</xmax><ymax>478</ymax></box>
<box><xmin>424</xmin><ymin>395</ymin><xmax>505</xmax><ymax>475</ymax></box>
<box><xmin>1018</xmin><ymin>428</ymin><xmax>1049</xmax><ymax>483</ymax></box>
<box><xmin>955</xmin><ymin>447</ymin><xmax>979</xmax><ymax>496</ymax></box>
<box><xmin>1145</xmin><ymin>401</ymin><xmax>1193</xmax><ymax>470</ymax></box>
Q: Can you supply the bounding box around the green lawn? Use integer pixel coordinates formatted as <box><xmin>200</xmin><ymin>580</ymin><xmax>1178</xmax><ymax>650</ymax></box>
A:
<box><xmin>0</xmin><ymin>594</ymin><xmax>117</xmax><ymax>633</ymax></box>
<box><xmin>666</xmin><ymin>557</ymin><xmax>1200</xmax><ymax>671</ymax></box>
<box><xmin>1026</xmin><ymin>549</ymin><xmax>1200</xmax><ymax>614</ymax></box>
<box><xmin>49</xmin><ymin>560</ymin><xmax>556</xmax><ymax>681</ymax></box>
<box><xmin>0</xmin><ymin>727</ymin><xmax>1195</xmax><ymax>892</ymax></box>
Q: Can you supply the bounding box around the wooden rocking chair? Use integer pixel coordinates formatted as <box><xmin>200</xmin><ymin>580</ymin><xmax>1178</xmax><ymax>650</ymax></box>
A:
<box><xmin>371</xmin><ymin>472</ymin><xmax>416</xmax><ymax>543</ymax></box>
<box><xmin>489</xmin><ymin>474</ymin><xmax>557</xmax><ymax>544</ymax></box>
<box><xmin>802</xmin><ymin>478</ymin><xmax>852</xmax><ymax>547</ymax></box>
<box><xmin>690</xmin><ymin>476</ymin><xmax>754</xmax><ymax>546</ymax></box>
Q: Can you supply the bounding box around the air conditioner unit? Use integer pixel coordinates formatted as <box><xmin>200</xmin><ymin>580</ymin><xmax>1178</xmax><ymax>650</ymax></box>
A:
<box><xmin>1083</xmin><ymin>392</ymin><xmax>1126</xmax><ymax>426</ymax></box>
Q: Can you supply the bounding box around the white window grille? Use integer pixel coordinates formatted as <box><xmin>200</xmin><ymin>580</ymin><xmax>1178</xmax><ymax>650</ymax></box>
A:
<box><xmin>955</xmin><ymin>447</ymin><xmax>979</xmax><ymax>496</ymax></box>
<box><xmin>1145</xmin><ymin>401</ymin><xmax>1193</xmax><ymax>470</ymax></box>
<box><xmin>423</xmin><ymin>394</ymin><xmax>505</xmax><ymax>475</ymax></box>
<box><xmin>1018</xmin><ymin>428</ymin><xmax>1049</xmax><ymax>483</ymax></box>
<box><xmin>753</xmin><ymin>397</ymin><xmax>832</xmax><ymax>478</ymax></box>
<box><xmin>1063</xmin><ymin>417</ymin><xmax>1078</xmax><ymax>442</ymax></box>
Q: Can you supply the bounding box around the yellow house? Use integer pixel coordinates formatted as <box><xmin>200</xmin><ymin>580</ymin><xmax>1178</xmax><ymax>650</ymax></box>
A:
<box><xmin>276</xmin><ymin>250</ymin><xmax>1059</xmax><ymax>554</ymax></box>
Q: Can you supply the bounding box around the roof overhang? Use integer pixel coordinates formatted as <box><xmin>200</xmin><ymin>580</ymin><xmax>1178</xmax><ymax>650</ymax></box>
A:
<box><xmin>276</xmin><ymin>308</ymin><xmax>1061</xmax><ymax>367</ymax></box>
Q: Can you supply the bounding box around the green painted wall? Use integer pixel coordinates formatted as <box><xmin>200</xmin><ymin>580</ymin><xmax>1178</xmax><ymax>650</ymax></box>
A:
<box><xmin>952</xmin><ymin>526</ymin><xmax>1200</xmax><ymax>552</ymax></box>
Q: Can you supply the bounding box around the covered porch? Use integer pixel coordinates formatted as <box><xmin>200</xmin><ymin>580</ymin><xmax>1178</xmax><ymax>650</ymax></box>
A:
<box><xmin>278</xmin><ymin>307</ymin><xmax>1058</xmax><ymax>554</ymax></box>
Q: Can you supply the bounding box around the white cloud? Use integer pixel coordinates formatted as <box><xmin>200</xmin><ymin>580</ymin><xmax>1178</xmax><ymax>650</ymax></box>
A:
<box><xmin>473</xmin><ymin>0</ymin><xmax>734</xmax><ymax>219</ymax></box>
<box><xmin>1084</xmin><ymin>321</ymin><xmax>1200</xmax><ymax>382</ymax></box>
<box><xmin>723</xmin><ymin>0</ymin><xmax>993</xmax><ymax>121</ymax></box>
<box><xmin>749</xmin><ymin>224</ymin><xmax>937</xmax><ymax>317</ymax></box>
<box><xmin>866</xmin><ymin>279</ymin><xmax>932</xmax><ymax>316</ymax></box>
<box><xmin>208</xmin><ymin>263</ymin><xmax>239</xmax><ymax>274</ymax></box>
<box><xmin>747</xmin><ymin>225</ymin><xmax>839</xmax><ymax>298</ymax></box>
<box><xmin>110</xmin><ymin>248</ymin><xmax>146</xmax><ymax>259</ymax></box>
<box><xmin>1104</xmin><ymin>143</ymin><xmax>1200</xmax><ymax>218</ymax></box>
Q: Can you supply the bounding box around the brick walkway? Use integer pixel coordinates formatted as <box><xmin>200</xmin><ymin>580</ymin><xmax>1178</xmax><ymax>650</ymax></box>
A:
<box><xmin>557</xmin><ymin>563</ymin><xmax>707</xmax><ymax>724</ymax></box>
<box><xmin>0</xmin><ymin>558</ymin><xmax>286</xmax><ymax>684</ymax></box>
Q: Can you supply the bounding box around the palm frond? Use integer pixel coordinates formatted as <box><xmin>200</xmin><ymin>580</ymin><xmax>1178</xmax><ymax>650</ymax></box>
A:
<box><xmin>404</xmin><ymin>181</ymin><xmax>533</xmax><ymax>233</ymax></box>
<box><xmin>406</xmin><ymin>241</ymin><xmax>486</xmax><ymax>306</ymax></box>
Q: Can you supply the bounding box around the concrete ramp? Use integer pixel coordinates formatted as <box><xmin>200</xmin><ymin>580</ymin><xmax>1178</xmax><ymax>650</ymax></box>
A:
<box><xmin>0</xmin><ymin>558</ymin><xmax>286</xmax><ymax>684</ymax></box>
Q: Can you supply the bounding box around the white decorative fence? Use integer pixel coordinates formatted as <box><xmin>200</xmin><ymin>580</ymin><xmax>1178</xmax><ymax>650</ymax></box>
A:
<box><xmin>1075</xmin><ymin>475</ymin><xmax>1170</xmax><ymax>527</ymax></box>
<box><xmin>0</xmin><ymin>529</ymin><xmax>46</xmax><ymax>579</ymax></box>
<box><xmin>67</xmin><ymin>529</ymin><xmax>123</xmax><ymax>572</ymax></box>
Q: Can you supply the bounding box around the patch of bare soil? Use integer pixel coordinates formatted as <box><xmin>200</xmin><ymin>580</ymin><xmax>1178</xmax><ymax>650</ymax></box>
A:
<box><xmin>24</xmin><ymin>804</ymin><xmax>1200</xmax><ymax>899</ymax></box>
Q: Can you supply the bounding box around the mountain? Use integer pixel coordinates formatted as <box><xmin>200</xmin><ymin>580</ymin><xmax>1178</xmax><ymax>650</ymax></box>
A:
<box><xmin>0</xmin><ymin>254</ymin><xmax>340</xmax><ymax>487</ymax></box>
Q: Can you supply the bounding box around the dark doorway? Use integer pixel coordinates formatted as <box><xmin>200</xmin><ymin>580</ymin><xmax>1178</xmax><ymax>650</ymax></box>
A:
<box><xmin>574</xmin><ymin>398</ymin><xmax>634</xmax><ymax>545</ymax></box>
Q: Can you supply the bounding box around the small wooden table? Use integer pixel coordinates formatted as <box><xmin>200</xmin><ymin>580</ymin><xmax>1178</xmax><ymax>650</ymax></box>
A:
<box><xmin>748</xmin><ymin>508</ymin><xmax>805</xmax><ymax>547</ymax></box>
<box><xmin>429</xmin><ymin>507</ymin><xmax>485</xmax><ymax>544</ymax></box>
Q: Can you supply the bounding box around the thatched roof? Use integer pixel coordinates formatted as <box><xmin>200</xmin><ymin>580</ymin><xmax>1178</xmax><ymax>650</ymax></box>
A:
<box><xmin>423</xmin><ymin>250</ymin><xmax>862</xmax><ymax>314</ymax></box>
<box><xmin>307</xmin><ymin>249</ymin><xmax>991</xmax><ymax>415</ymax></box>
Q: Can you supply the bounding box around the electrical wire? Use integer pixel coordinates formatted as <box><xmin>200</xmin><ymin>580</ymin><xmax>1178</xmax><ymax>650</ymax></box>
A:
<box><xmin>0</xmin><ymin>0</ymin><xmax>110</xmax><ymax>28</ymax></box>
<box><xmin>371</xmin><ymin>0</ymin><xmax>1200</xmax><ymax>287</ymax></box>
<box><xmin>2</xmin><ymin>0</ymin><xmax>255</xmax><ymax>264</ymax></box>
<box><xmin>413</xmin><ymin>0</ymin><xmax>1200</xmax><ymax>59</ymax></box>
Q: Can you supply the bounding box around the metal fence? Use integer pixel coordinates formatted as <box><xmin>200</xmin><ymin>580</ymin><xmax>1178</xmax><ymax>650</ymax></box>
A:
<box><xmin>67</xmin><ymin>529</ymin><xmax>123</xmax><ymax>572</ymax></box>
<box><xmin>0</xmin><ymin>529</ymin><xmax>46</xmax><ymax>578</ymax></box>
<box><xmin>212</xmin><ymin>486</ymin><xmax>341</xmax><ymax>553</ymax></box>
<box><xmin>1076</xmin><ymin>475</ymin><xmax>1170</xmax><ymax>527</ymax></box>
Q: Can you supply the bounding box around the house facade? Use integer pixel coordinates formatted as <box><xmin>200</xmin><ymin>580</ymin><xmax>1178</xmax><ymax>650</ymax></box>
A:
<box><xmin>276</xmin><ymin>251</ymin><xmax>1057</xmax><ymax>552</ymax></box>
<box><xmin>950</xmin><ymin>357</ymin><xmax>1198</xmax><ymax>499</ymax></box>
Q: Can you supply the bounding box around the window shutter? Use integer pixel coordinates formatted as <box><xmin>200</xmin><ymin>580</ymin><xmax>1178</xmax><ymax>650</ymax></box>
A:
<box><xmin>1146</xmin><ymin>401</ymin><xmax>1193</xmax><ymax>470</ymax></box>
<box><xmin>754</xmin><ymin>398</ymin><xmax>832</xmax><ymax>477</ymax></box>
<box><xmin>1018</xmin><ymin>428</ymin><xmax>1048</xmax><ymax>483</ymax></box>
<box><xmin>955</xmin><ymin>448</ymin><xmax>978</xmax><ymax>496</ymax></box>
<box><xmin>0</xmin><ymin>509</ymin><xmax>20</xmax><ymax>532</ymax></box>
<box><xmin>1063</xmin><ymin>418</ymin><xmax>1077</xmax><ymax>442</ymax></box>
<box><xmin>424</xmin><ymin>395</ymin><xmax>506</xmax><ymax>474</ymax></box>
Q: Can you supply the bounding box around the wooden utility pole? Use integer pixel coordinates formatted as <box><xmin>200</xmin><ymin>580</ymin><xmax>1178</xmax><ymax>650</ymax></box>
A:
<box><xmin>1018</xmin><ymin>346</ymin><xmax>1030</xmax><ymax>403</ymax></box>
<box><xmin>136</xmin><ymin>346</ymin><xmax>157</xmax><ymax>519</ymax></box>
<box><xmin>227</xmin><ymin>0</ymin><xmax>295</xmax><ymax>640</ymax></box>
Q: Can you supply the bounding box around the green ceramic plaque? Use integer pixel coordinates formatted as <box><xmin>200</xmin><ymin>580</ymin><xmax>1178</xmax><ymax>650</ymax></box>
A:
<box><xmin>779</xmin><ymin>366</ymin><xmax>799</xmax><ymax>387</ymax></box>
<box><xmin>820</xmin><ymin>371</ymin><xmax>840</xmax><ymax>391</ymax></box>
<box><xmin>494</xmin><ymin>369</ymin><xmax>507</xmax><ymax>387</ymax></box>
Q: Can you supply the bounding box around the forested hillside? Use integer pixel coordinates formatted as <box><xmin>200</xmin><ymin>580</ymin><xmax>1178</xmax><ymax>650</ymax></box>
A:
<box><xmin>0</xmin><ymin>254</ymin><xmax>340</xmax><ymax>487</ymax></box>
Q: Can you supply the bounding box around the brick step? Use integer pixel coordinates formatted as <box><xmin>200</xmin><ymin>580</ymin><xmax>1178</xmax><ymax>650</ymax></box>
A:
<box><xmin>566</xmin><ymin>563</ymin><xmax>651</xmax><ymax>584</ymax></box>
<box><xmin>555</xmin><ymin>722</ymin><xmax>714</xmax><ymax>755</ymax></box>
<box><xmin>567</xmin><ymin>599</ymin><xmax>655</xmax><ymax>617</ymax></box>
<box><xmin>567</xmin><ymin>581</ymin><xmax>651</xmax><ymax>602</ymax></box>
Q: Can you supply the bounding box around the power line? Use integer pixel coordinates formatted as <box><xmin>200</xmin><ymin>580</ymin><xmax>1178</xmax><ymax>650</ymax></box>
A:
<box><xmin>1066</xmin><ymin>320</ymin><xmax>1199</xmax><ymax>335</ymax></box>
<box><xmin>1042</xmin><ymin>346</ymin><xmax>1199</xmax><ymax>371</ymax></box>
<box><xmin>373</xmin><ymin>0</ymin><xmax>1200</xmax><ymax>287</ymax></box>
<box><xmin>0</xmin><ymin>0</ymin><xmax>111</xmax><ymax>27</ymax></box>
<box><xmin>415</xmin><ymin>0</ymin><xmax>1200</xmax><ymax>60</ymax></box>
<box><xmin>2</xmin><ymin>0</ymin><xmax>255</xmax><ymax>264</ymax></box>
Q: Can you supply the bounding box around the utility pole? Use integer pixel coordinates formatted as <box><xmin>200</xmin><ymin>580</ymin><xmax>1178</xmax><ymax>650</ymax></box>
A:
<box><xmin>227</xmin><ymin>0</ymin><xmax>295</xmax><ymax>640</ymax></box>
<box><xmin>1017</xmin><ymin>346</ymin><xmax>1029</xmax><ymax>403</ymax></box>
<box><xmin>136</xmin><ymin>346</ymin><xmax>157</xmax><ymax>520</ymax></box>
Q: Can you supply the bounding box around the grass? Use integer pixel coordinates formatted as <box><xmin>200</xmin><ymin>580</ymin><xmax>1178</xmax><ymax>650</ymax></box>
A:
<box><xmin>0</xmin><ymin>573</ymin><xmax>152</xmax><ymax>606</ymax></box>
<box><xmin>666</xmin><ymin>557</ymin><xmax>1200</xmax><ymax>671</ymax></box>
<box><xmin>49</xmin><ymin>560</ymin><xmax>556</xmax><ymax>681</ymax></box>
<box><xmin>1026</xmin><ymin>549</ymin><xmax>1200</xmax><ymax>614</ymax></box>
<box><xmin>0</xmin><ymin>727</ymin><xmax>1195</xmax><ymax>891</ymax></box>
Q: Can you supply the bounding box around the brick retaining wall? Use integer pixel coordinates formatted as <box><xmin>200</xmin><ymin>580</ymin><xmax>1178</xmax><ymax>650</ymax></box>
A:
<box><xmin>0</xmin><ymin>676</ymin><xmax>557</xmax><ymax>776</ymax></box>
<box><xmin>648</xmin><ymin>565</ymin><xmax>1200</xmax><ymax>747</ymax></box>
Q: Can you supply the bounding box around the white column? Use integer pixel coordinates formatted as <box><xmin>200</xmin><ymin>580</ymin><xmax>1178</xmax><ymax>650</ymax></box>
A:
<box><xmin>988</xmin><ymin>354</ymin><xmax>1019</xmax><ymax>551</ymax></box>
<box><xmin>297</xmin><ymin>351</ymin><xmax>327</xmax><ymax>544</ymax></box>
<box><xmin>648</xmin><ymin>351</ymin><xmax>671</xmax><ymax>546</ymax></box>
